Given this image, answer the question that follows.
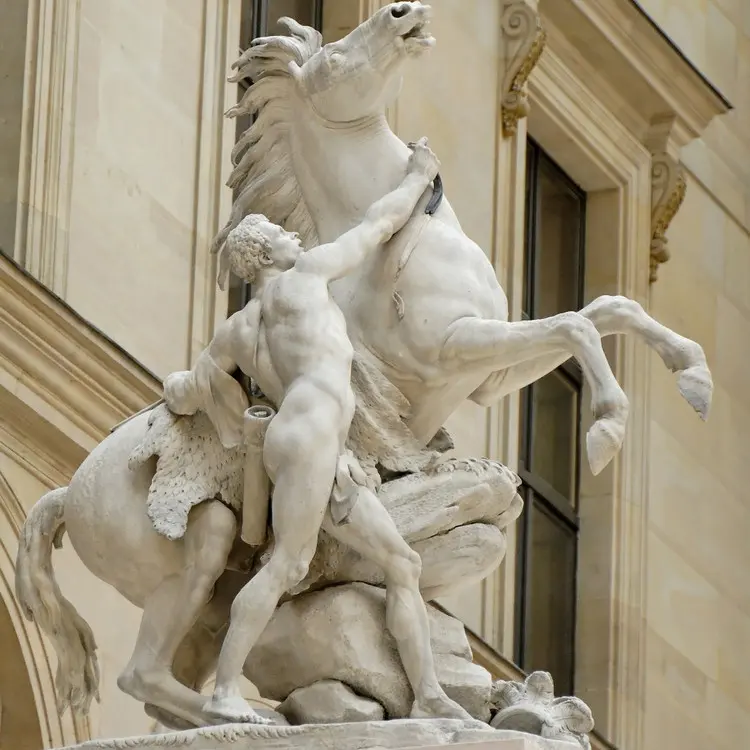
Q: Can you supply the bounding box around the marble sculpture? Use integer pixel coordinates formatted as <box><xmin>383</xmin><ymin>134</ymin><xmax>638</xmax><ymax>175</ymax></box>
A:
<box><xmin>14</xmin><ymin>3</ymin><xmax>712</xmax><ymax>749</ymax></box>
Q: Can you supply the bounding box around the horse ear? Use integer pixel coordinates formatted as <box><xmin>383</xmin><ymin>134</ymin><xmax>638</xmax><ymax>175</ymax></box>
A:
<box><xmin>287</xmin><ymin>60</ymin><xmax>303</xmax><ymax>85</ymax></box>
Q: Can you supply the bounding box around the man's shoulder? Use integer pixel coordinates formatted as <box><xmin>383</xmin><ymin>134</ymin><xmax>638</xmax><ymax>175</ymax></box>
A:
<box><xmin>228</xmin><ymin>297</ymin><xmax>262</xmax><ymax>332</ymax></box>
<box><xmin>292</xmin><ymin>242</ymin><xmax>337</xmax><ymax>276</ymax></box>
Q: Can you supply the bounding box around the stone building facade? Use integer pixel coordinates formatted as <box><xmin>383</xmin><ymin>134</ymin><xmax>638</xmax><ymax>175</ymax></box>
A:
<box><xmin>0</xmin><ymin>1</ymin><xmax>747</xmax><ymax>749</ymax></box>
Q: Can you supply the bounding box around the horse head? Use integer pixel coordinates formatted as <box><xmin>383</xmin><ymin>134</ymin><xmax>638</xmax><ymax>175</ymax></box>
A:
<box><xmin>289</xmin><ymin>2</ymin><xmax>434</xmax><ymax>123</ymax></box>
<box><xmin>213</xmin><ymin>2</ymin><xmax>436</xmax><ymax>266</ymax></box>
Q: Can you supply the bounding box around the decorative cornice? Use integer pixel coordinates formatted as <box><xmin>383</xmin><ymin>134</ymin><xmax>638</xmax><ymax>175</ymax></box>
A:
<box><xmin>500</xmin><ymin>1</ymin><xmax>547</xmax><ymax>138</ymax></box>
<box><xmin>540</xmin><ymin>0</ymin><xmax>731</xmax><ymax>147</ymax></box>
<box><xmin>0</xmin><ymin>254</ymin><xmax>161</xmax><ymax>478</ymax></box>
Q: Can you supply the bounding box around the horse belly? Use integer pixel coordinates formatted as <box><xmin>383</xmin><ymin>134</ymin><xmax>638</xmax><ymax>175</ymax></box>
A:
<box><xmin>64</xmin><ymin>413</ymin><xmax>185</xmax><ymax>608</ymax></box>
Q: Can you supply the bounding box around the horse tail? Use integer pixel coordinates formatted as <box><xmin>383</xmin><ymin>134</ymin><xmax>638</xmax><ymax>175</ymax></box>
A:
<box><xmin>15</xmin><ymin>487</ymin><xmax>100</xmax><ymax>716</ymax></box>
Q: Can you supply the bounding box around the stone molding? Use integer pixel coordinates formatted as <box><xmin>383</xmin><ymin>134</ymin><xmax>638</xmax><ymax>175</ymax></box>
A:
<box><xmin>539</xmin><ymin>0</ymin><xmax>730</xmax><ymax>283</ymax></box>
<box><xmin>648</xmin><ymin>154</ymin><xmax>686</xmax><ymax>282</ymax></box>
<box><xmin>15</xmin><ymin>0</ymin><xmax>82</xmax><ymax>295</ymax></box>
<box><xmin>644</xmin><ymin>116</ymin><xmax>687</xmax><ymax>283</ymax></box>
<box><xmin>188</xmin><ymin>0</ymin><xmax>240</xmax><ymax>365</ymax></box>
<box><xmin>57</xmin><ymin>719</ymin><xmax>573</xmax><ymax>750</ymax></box>
<box><xmin>0</xmin><ymin>470</ymin><xmax>87</xmax><ymax>747</ymax></box>
<box><xmin>0</xmin><ymin>255</ymin><xmax>160</xmax><ymax>484</ymax></box>
<box><xmin>541</xmin><ymin>0</ymin><xmax>731</xmax><ymax>145</ymax></box>
<box><xmin>500</xmin><ymin>1</ymin><xmax>547</xmax><ymax>138</ymax></box>
<box><xmin>528</xmin><ymin>39</ymin><xmax>653</xmax><ymax>750</ymax></box>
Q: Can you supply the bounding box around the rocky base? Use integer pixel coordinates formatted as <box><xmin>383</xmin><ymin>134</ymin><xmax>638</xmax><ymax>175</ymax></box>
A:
<box><xmin>61</xmin><ymin>719</ymin><xmax>574</xmax><ymax>750</ymax></box>
<box><xmin>245</xmin><ymin>583</ymin><xmax>492</xmax><ymax>720</ymax></box>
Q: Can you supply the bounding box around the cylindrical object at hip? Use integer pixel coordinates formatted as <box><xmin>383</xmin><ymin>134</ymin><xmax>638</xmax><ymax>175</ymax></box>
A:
<box><xmin>241</xmin><ymin>405</ymin><xmax>275</xmax><ymax>546</ymax></box>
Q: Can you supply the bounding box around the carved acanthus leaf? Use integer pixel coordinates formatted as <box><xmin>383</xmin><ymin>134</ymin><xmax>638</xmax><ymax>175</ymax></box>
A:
<box><xmin>490</xmin><ymin>671</ymin><xmax>594</xmax><ymax>749</ymax></box>
<box><xmin>501</xmin><ymin>1</ymin><xmax>546</xmax><ymax>138</ymax></box>
<box><xmin>650</xmin><ymin>153</ymin><xmax>687</xmax><ymax>283</ymax></box>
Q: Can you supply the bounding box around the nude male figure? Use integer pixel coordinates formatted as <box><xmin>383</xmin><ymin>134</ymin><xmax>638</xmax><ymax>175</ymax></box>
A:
<box><xmin>178</xmin><ymin>139</ymin><xmax>473</xmax><ymax>724</ymax></box>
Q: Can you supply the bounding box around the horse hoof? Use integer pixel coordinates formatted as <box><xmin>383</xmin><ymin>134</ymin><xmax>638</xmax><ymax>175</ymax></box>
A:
<box><xmin>144</xmin><ymin>703</ymin><xmax>197</xmax><ymax>732</ymax></box>
<box><xmin>586</xmin><ymin>414</ymin><xmax>626</xmax><ymax>475</ymax></box>
<box><xmin>678</xmin><ymin>364</ymin><xmax>712</xmax><ymax>421</ymax></box>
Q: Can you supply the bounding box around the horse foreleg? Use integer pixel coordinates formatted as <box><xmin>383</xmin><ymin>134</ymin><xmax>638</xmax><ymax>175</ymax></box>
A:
<box><xmin>469</xmin><ymin>295</ymin><xmax>712</xmax><ymax>419</ymax></box>
<box><xmin>118</xmin><ymin>501</ymin><xmax>236</xmax><ymax>728</ymax></box>
<box><xmin>441</xmin><ymin>312</ymin><xmax>629</xmax><ymax>475</ymax></box>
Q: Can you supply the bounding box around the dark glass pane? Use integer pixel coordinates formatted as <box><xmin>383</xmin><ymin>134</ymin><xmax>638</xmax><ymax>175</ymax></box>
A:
<box><xmin>533</xmin><ymin>160</ymin><xmax>583</xmax><ymax>319</ymax></box>
<box><xmin>522</xmin><ymin>143</ymin><xmax>537</xmax><ymax>319</ymax></box>
<box><xmin>524</xmin><ymin>500</ymin><xmax>576</xmax><ymax>695</ymax></box>
<box><xmin>267</xmin><ymin>0</ymin><xmax>316</xmax><ymax>32</ymax></box>
<box><xmin>529</xmin><ymin>371</ymin><xmax>578</xmax><ymax>505</ymax></box>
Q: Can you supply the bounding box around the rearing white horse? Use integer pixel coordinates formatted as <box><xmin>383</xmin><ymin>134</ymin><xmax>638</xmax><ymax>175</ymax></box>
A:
<box><xmin>213</xmin><ymin>1</ymin><xmax>710</xmax><ymax>474</ymax></box>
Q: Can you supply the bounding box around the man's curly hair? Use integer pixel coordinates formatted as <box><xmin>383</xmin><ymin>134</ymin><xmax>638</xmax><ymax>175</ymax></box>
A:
<box><xmin>225</xmin><ymin>214</ymin><xmax>275</xmax><ymax>283</ymax></box>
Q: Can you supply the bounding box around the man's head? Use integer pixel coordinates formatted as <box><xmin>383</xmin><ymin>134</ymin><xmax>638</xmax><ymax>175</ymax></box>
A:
<box><xmin>225</xmin><ymin>214</ymin><xmax>303</xmax><ymax>283</ymax></box>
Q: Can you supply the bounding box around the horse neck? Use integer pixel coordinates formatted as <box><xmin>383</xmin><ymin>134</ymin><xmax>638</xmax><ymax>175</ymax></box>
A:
<box><xmin>290</xmin><ymin>108</ymin><xmax>410</xmax><ymax>243</ymax></box>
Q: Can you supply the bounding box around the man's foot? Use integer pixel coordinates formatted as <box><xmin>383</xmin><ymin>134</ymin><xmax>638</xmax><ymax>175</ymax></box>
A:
<box><xmin>410</xmin><ymin>693</ymin><xmax>474</xmax><ymax>721</ymax></box>
<box><xmin>205</xmin><ymin>693</ymin><xmax>274</xmax><ymax>725</ymax></box>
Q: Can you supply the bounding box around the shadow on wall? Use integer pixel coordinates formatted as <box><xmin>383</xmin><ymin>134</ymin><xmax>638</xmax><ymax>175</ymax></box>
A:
<box><xmin>0</xmin><ymin>600</ymin><xmax>43</xmax><ymax>750</ymax></box>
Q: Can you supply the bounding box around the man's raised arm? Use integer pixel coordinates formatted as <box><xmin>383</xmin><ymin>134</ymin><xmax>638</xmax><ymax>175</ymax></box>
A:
<box><xmin>295</xmin><ymin>137</ymin><xmax>440</xmax><ymax>281</ymax></box>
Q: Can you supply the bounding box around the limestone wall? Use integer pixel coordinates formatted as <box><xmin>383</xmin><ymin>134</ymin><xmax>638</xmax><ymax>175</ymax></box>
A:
<box><xmin>1</xmin><ymin>1</ymin><xmax>748</xmax><ymax>748</ymax></box>
<box><xmin>633</xmin><ymin>3</ymin><xmax>750</xmax><ymax>749</ymax></box>
<box><xmin>13</xmin><ymin>0</ymin><xmax>238</xmax><ymax>379</ymax></box>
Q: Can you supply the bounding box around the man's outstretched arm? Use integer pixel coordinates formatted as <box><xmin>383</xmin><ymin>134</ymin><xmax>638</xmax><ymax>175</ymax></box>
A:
<box><xmin>296</xmin><ymin>138</ymin><xmax>440</xmax><ymax>281</ymax></box>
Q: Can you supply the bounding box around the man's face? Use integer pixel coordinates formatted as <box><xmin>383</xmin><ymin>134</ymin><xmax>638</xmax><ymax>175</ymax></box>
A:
<box><xmin>259</xmin><ymin>221</ymin><xmax>303</xmax><ymax>270</ymax></box>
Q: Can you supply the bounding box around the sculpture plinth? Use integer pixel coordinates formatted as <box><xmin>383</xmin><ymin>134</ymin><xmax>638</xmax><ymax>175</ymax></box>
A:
<box><xmin>59</xmin><ymin>720</ymin><xmax>574</xmax><ymax>750</ymax></box>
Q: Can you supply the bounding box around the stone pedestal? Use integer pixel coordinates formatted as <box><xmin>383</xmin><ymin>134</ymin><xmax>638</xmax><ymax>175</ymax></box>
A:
<box><xmin>60</xmin><ymin>720</ymin><xmax>576</xmax><ymax>750</ymax></box>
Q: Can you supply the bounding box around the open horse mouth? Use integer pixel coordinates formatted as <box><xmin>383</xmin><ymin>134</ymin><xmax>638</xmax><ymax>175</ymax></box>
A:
<box><xmin>390</xmin><ymin>2</ymin><xmax>433</xmax><ymax>44</ymax></box>
<box><xmin>401</xmin><ymin>22</ymin><xmax>430</xmax><ymax>41</ymax></box>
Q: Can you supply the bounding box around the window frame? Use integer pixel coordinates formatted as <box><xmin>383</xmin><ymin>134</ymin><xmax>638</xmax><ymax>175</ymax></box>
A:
<box><xmin>514</xmin><ymin>138</ymin><xmax>587</xmax><ymax>696</ymax></box>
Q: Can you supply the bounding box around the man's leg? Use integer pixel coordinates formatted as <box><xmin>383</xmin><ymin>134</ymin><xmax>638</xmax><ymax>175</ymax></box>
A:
<box><xmin>323</xmin><ymin>485</ymin><xmax>473</xmax><ymax>721</ymax></box>
<box><xmin>207</xmin><ymin>425</ymin><xmax>338</xmax><ymax>724</ymax></box>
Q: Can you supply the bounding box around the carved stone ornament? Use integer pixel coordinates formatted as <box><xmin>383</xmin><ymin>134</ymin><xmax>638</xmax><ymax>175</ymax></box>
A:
<box><xmin>490</xmin><ymin>672</ymin><xmax>594</xmax><ymax>749</ymax></box>
<box><xmin>650</xmin><ymin>153</ymin><xmax>687</xmax><ymax>283</ymax></box>
<box><xmin>501</xmin><ymin>1</ymin><xmax>547</xmax><ymax>138</ymax></box>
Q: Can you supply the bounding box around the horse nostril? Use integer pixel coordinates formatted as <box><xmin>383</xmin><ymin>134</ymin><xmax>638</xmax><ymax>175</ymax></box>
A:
<box><xmin>391</xmin><ymin>4</ymin><xmax>410</xmax><ymax>18</ymax></box>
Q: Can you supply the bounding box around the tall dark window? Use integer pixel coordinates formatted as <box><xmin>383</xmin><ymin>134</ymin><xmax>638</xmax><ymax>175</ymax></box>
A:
<box><xmin>515</xmin><ymin>140</ymin><xmax>586</xmax><ymax>697</ymax></box>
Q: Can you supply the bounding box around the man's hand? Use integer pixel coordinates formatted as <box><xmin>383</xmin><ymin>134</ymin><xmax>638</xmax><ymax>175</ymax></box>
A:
<box><xmin>407</xmin><ymin>137</ymin><xmax>440</xmax><ymax>182</ymax></box>
<box><xmin>335</xmin><ymin>450</ymin><xmax>369</xmax><ymax>493</ymax></box>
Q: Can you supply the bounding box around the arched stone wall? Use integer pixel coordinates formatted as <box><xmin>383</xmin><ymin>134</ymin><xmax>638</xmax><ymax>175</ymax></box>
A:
<box><xmin>0</xmin><ymin>470</ymin><xmax>85</xmax><ymax>748</ymax></box>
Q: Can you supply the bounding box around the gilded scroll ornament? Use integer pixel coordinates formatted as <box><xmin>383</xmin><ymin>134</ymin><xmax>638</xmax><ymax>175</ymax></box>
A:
<box><xmin>501</xmin><ymin>1</ymin><xmax>547</xmax><ymax>137</ymax></box>
<box><xmin>650</xmin><ymin>154</ymin><xmax>687</xmax><ymax>282</ymax></box>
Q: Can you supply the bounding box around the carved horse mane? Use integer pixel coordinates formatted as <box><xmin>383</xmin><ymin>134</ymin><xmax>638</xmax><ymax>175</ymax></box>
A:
<box><xmin>211</xmin><ymin>18</ymin><xmax>322</xmax><ymax>284</ymax></box>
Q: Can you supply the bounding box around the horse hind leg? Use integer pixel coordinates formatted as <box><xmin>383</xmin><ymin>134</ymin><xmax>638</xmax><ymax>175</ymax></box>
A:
<box><xmin>145</xmin><ymin>570</ymin><xmax>244</xmax><ymax>731</ymax></box>
<box><xmin>469</xmin><ymin>295</ymin><xmax>711</xmax><ymax>421</ymax></box>
<box><xmin>580</xmin><ymin>295</ymin><xmax>712</xmax><ymax>419</ymax></box>
<box><xmin>118</xmin><ymin>501</ymin><xmax>237</xmax><ymax>728</ymax></box>
<box><xmin>442</xmin><ymin>312</ymin><xmax>629</xmax><ymax>475</ymax></box>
